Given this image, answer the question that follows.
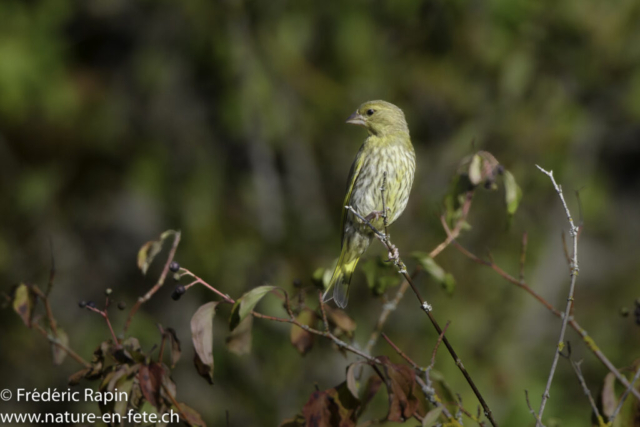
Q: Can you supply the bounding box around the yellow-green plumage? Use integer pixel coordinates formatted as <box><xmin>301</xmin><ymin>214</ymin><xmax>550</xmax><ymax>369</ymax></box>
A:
<box><xmin>325</xmin><ymin>100</ymin><xmax>416</xmax><ymax>308</ymax></box>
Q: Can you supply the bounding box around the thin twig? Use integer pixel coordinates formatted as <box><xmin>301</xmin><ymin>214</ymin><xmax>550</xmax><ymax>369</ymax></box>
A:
<box><xmin>32</xmin><ymin>285</ymin><xmax>58</xmax><ymax>338</ymax></box>
<box><xmin>609</xmin><ymin>364</ymin><xmax>640</xmax><ymax>423</ymax></box>
<box><xmin>519</xmin><ymin>232</ymin><xmax>528</xmax><ymax>283</ymax></box>
<box><xmin>381</xmin><ymin>333</ymin><xmax>420</xmax><ymax>369</ymax></box>
<box><xmin>535</xmin><ymin>165</ymin><xmax>580</xmax><ymax>426</ymax></box>
<box><xmin>429</xmin><ymin>321</ymin><xmax>451</xmax><ymax>370</ymax></box>
<box><xmin>124</xmin><ymin>231</ymin><xmax>181</xmax><ymax>333</ymax></box>
<box><xmin>446</xmin><ymin>223</ymin><xmax>640</xmax><ymax>403</ymax></box>
<box><xmin>87</xmin><ymin>305</ymin><xmax>120</xmax><ymax>348</ymax></box>
<box><xmin>525</xmin><ymin>390</ymin><xmax>546</xmax><ymax>427</ymax></box>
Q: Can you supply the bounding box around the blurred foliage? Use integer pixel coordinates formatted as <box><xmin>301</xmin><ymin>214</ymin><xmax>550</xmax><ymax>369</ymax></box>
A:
<box><xmin>2</xmin><ymin>0</ymin><xmax>640</xmax><ymax>425</ymax></box>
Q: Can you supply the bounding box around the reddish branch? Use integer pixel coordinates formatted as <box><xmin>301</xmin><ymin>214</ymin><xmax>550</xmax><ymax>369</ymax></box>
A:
<box><xmin>124</xmin><ymin>231</ymin><xmax>182</xmax><ymax>333</ymax></box>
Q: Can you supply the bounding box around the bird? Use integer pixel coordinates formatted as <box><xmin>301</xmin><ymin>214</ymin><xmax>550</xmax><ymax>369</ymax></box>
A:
<box><xmin>324</xmin><ymin>100</ymin><xmax>416</xmax><ymax>308</ymax></box>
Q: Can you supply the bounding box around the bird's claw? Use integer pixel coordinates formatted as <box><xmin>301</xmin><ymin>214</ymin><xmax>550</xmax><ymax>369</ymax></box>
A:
<box><xmin>365</xmin><ymin>210</ymin><xmax>385</xmax><ymax>222</ymax></box>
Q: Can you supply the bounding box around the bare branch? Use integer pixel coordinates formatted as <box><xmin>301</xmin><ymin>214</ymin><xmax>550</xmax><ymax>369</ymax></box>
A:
<box><xmin>534</xmin><ymin>165</ymin><xmax>580</xmax><ymax>426</ymax></box>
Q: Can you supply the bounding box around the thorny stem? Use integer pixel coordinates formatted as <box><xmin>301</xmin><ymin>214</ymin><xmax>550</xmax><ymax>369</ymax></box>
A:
<box><xmin>347</xmin><ymin>200</ymin><xmax>497</xmax><ymax>426</ymax></box>
<box><xmin>124</xmin><ymin>230</ymin><xmax>181</xmax><ymax>333</ymax></box>
<box><xmin>535</xmin><ymin>165</ymin><xmax>580</xmax><ymax>426</ymax></box>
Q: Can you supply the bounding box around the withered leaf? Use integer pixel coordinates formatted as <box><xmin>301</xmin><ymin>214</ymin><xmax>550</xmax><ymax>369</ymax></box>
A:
<box><xmin>191</xmin><ymin>301</ymin><xmax>219</xmax><ymax>384</ymax></box>
<box><xmin>138</xmin><ymin>363</ymin><xmax>164</xmax><ymax>409</ymax></box>
<box><xmin>326</xmin><ymin>306</ymin><xmax>356</xmax><ymax>333</ymax></box>
<box><xmin>379</xmin><ymin>357</ymin><xmax>420</xmax><ymax>422</ymax></box>
<box><xmin>173</xmin><ymin>402</ymin><xmax>207</xmax><ymax>427</ymax></box>
<box><xmin>302</xmin><ymin>382</ymin><xmax>360</xmax><ymax>427</ymax></box>
<box><xmin>165</xmin><ymin>327</ymin><xmax>182</xmax><ymax>367</ymax></box>
<box><xmin>51</xmin><ymin>328</ymin><xmax>69</xmax><ymax>365</ymax></box>
<box><xmin>137</xmin><ymin>230</ymin><xmax>178</xmax><ymax>275</ymax></box>
<box><xmin>68</xmin><ymin>368</ymin><xmax>90</xmax><ymax>386</ymax></box>
<box><xmin>290</xmin><ymin>309</ymin><xmax>316</xmax><ymax>355</ymax></box>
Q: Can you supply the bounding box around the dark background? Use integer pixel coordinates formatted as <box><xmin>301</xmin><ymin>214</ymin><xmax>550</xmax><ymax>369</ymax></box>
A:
<box><xmin>1</xmin><ymin>0</ymin><xmax>640</xmax><ymax>425</ymax></box>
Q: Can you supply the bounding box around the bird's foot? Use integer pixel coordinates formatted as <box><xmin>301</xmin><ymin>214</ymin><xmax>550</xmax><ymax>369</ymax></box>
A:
<box><xmin>364</xmin><ymin>210</ymin><xmax>385</xmax><ymax>222</ymax></box>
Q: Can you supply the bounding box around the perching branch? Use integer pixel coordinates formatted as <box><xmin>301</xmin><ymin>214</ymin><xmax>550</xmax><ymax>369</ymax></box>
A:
<box><xmin>346</xmin><ymin>187</ymin><xmax>497</xmax><ymax>427</ymax></box>
<box><xmin>364</xmin><ymin>190</ymin><xmax>474</xmax><ymax>355</ymax></box>
<box><xmin>534</xmin><ymin>165</ymin><xmax>580</xmax><ymax>426</ymax></box>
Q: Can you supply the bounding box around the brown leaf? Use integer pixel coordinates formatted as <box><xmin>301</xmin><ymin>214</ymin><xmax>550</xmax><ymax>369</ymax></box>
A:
<box><xmin>191</xmin><ymin>301</ymin><xmax>219</xmax><ymax>384</ymax></box>
<box><xmin>226</xmin><ymin>315</ymin><xmax>253</xmax><ymax>356</ymax></box>
<box><xmin>12</xmin><ymin>283</ymin><xmax>34</xmax><ymax>327</ymax></box>
<box><xmin>326</xmin><ymin>306</ymin><xmax>356</xmax><ymax>333</ymax></box>
<box><xmin>68</xmin><ymin>368</ymin><xmax>90</xmax><ymax>386</ymax></box>
<box><xmin>138</xmin><ymin>363</ymin><xmax>164</xmax><ymax>409</ymax></box>
<box><xmin>165</xmin><ymin>327</ymin><xmax>182</xmax><ymax>367</ymax></box>
<box><xmin>279</xmin><ymin>415</ymin><xmax>305</xmax><ymax>427</ymax></box>
<box><xmin>290</xmin><ymin>310</ymin><xmax>316</xmax><ymax>355</ymax></box>
<box><xmin>174</xmin><ymin>402</ymin><xmax>207</xmax><ymax>427</ymax></box>
<box><xmin>302</xmin><ymin>382</ymin><xmax>360</xmax><ymax>427</ymax></box>
<box><xmin>194</xmin><ymin>353</ymin><xmax>213</xmax><ymax>385</ymax></box>
<box><xmin>379</xmin><ymin>357</ymin><xmax>420</xmax><ymax>422</ymax></box>
<box><xmin>51</xmin><ymin>328</ymin><xmax>69</xmax><ymax>365</ymax></box>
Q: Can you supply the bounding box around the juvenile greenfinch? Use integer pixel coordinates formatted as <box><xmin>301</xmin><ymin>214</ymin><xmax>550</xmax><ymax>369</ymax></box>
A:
<box><xmin>324</xmin><ymin>100</ymin><xmax>416</xmax><ymax>308</ymax></box>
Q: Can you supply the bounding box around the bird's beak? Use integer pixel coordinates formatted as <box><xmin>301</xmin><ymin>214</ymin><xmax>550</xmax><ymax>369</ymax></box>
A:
<box><xmin>346</xmin><ymin>111</ymin><xmax>366</xmax><ymax>126</ymax></box>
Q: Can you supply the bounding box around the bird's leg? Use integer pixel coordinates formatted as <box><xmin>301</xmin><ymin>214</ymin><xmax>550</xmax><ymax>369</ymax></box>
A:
<box><xmin>364</xmin><ymin>210</ymin><xmax>385</xmax><ymax>222</ymax></box>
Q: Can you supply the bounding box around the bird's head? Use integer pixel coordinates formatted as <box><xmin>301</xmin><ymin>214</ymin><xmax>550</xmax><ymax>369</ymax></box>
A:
<box><xmin>346</xmin><ymin>100</ymin><xmax>409</xmax><ymax>136</ymax></box>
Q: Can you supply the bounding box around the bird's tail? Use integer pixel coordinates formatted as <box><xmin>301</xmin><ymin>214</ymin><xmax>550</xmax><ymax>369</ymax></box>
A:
<box><xmin>323</xmin><ymin>245</ymin><xmax>361</xmax><ymax>309</ymax></box>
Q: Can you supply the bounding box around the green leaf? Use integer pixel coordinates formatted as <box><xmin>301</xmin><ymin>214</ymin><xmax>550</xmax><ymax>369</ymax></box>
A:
<box><xmin>190</xmin><ymin>301</ymin><xmax>220</xmax><ymax>384</ymax></box>
<box><xmin>136</xmin><ymin>230</ymin><xmax>178</xmax><ymax>275</ymax></box>
<box><xmin>361</xmin><ymin>258</ymin><xmax>399</xmax><ymax>296</ymax></box>
<box><xmin>229</xmin><ymin>285</ymin><xmax>276</xmax><ymax>331</ymax></box>
<box><xmin>412</xmin><ymin>252</ymin><xmax>456</xmax><ymax>295</ymax></box>
<box><xmin>422</xmin><ymin>406</ymin><xmax>444</xmax><ymax>426</ymax></box>
<box><xmin>12</xmin><ymin>283</ymin><xmax>33</xmax><ymax>327</ymax></box>
<box><xmin>504</xmin><ymin>170</ymin><xmax>522</xmax><ymax>216</ymax></box>
<box><xmin>226</xmin><ymin>316</ymin><xmax>253</xmax><ymax>356</ymax></box>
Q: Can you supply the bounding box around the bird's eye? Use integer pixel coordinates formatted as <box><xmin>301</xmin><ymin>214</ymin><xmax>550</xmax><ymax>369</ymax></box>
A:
<box><xmin>366</xmin><ymin>109</ymin><xmax>375</xmax><ymax>116</ymax></box>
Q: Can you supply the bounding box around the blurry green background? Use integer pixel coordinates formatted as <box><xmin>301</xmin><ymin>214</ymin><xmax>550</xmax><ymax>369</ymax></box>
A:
<box><xmin>1</xmin><ymin>0</ymin><xmax>640</xmax><ymax>425</ymax></box>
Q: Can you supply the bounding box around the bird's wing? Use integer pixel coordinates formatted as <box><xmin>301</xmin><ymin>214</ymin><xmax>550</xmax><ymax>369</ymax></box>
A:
<box><xmin>340</xmin><ymin>144</ymin><xmax>365</xmax><ymax>246</ymax></box>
